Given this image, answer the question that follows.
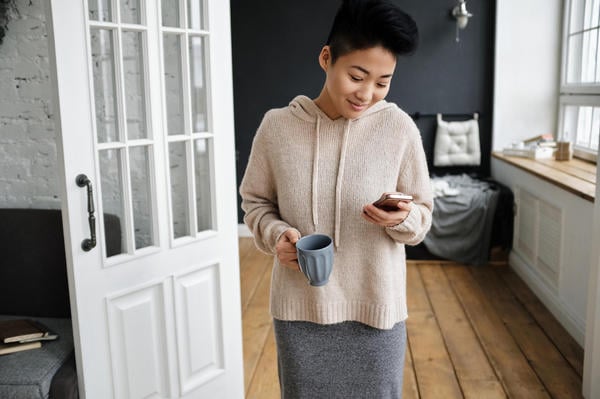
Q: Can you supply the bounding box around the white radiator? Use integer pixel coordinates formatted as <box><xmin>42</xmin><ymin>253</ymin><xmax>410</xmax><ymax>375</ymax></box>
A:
<box><xmin>514</xmin><ymin>187</ymin><xmax>563</xmax><ymax>289</ymax></box>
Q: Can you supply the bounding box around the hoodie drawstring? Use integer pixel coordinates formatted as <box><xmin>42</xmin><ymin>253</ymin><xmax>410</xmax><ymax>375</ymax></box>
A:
<box><xmin>312</xmin><ymin>116</ymin><xmax>321</xmax><ymax>231</ymax></box>
<box><xmin>333</xmin><ymin>120</ymin><xmax>351</xmax><ymax>248</ymax></box>
<box><xmin>312</xmin><ymin>117</ymin><xmax>351</xmax><ymax>249</ymax></box>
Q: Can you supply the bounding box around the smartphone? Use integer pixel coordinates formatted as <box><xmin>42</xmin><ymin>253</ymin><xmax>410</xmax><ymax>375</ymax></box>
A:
<box><xmin>372</xmin><ymin>192</ymin><xmax>413</xmax><ymax>211</ymax></box>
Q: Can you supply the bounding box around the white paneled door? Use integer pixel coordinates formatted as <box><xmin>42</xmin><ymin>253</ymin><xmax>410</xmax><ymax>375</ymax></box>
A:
<box><xmin>46</xmin><ymin>1</ymin><xmax>243</xmax><ymax>398</ymax></box>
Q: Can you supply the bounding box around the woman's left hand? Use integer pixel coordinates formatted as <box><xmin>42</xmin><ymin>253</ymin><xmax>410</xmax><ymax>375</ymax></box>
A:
<box><xmin>361</xmin><ymin>200</ymin><xmax>412</xmax><ymax>228</ymax></box>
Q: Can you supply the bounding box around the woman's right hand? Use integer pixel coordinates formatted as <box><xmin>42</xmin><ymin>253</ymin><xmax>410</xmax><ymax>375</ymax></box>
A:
<box><xmin>275</xmin><ymin>229</ymin><xmax>301</xmax><ymax>271</ymax></box>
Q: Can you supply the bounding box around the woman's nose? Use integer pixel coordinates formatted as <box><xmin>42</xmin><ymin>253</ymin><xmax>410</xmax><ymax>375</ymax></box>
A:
<box><xmin>356</xmin><ymin>87</ymin><xmax>373</xmax><ymax>103</ymax></box>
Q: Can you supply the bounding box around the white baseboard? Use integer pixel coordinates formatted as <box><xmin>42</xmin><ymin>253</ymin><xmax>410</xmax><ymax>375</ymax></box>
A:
<box><xmin>238</xmin><ymin>224</ymin><xmax>252</xmax><ymax>237</ymax></box>
<box><xmin>509</xmin><ymin>250</ymin><xmax>586</xmax><ymax>346</ymax></box>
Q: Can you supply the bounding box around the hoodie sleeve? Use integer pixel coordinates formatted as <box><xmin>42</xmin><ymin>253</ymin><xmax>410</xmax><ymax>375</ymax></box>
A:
<box><xmin>385</xmin><ymin>127</ymin><xmax>433</xmax><ymax>246</ymax></box>
<box><xmin>239</xmin><ymin>115</ymin><xmax>299</xmax><ymax>255</ymax></box>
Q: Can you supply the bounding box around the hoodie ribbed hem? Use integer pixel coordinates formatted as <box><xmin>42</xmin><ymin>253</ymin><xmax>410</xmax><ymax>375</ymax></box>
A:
<box><xmin>271</xmin><ymin>298</ymin><xmax>408</xmax><ymax>330</ymax></box>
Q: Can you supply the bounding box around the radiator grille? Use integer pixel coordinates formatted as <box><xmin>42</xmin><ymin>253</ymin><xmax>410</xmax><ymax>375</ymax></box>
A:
<box><xmin>537</xmin><ymin>201</ymin><xmax>562</xmax><ymax>285</ymax></box>
<box><xmin>517</xmin><ymin>189</ymin><xmax>538</xmax><ymax>264</ymax></box>
<box><xmin>514</xmin><ymin>187</ymin><xmax>562</xmax><ymax>288</ymax></box>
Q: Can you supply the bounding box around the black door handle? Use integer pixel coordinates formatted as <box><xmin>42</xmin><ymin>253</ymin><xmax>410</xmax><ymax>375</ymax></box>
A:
<box><xmin>76</xmin><ymin>174</ymin><xmax>97</xmax><ymax>251</ymax></box>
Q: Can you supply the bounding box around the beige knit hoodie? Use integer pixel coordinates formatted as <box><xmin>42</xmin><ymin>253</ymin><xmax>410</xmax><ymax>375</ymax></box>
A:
<box><xmin>240</xmin><ymin>95</ymin><xmax>433</xmax><ymax>329</ymax></box>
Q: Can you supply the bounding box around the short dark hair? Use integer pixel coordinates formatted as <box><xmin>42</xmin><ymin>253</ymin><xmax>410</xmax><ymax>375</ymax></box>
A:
<box><xmin>326</xmin><ymin>0</ymin><xmax>418</xmax><ymax>63</ymax></box>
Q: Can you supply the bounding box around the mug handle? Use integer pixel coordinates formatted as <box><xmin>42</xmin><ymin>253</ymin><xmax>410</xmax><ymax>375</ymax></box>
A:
<box><xmin>297</xmin><ymin>253</ymin><xmax>312</xmax><ymax>283</ymax></box>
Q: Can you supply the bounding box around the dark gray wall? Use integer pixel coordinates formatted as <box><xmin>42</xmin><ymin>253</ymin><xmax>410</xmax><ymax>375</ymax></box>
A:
<box><xmin>231</xmin><ymin>0</ymin><xmax>496</xmax><ymax>222</ymax></box>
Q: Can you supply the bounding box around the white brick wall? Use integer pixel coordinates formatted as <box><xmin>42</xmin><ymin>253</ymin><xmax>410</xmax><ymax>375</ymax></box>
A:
<box><xmin>0</xmin><ymin>1</ymin><xmax>210</xmax><ymax>247</ymax></box>
<box><xmin>0</xmin><ymin>0</ymin><xmax>59</xmax><ymax>208</ymax></box>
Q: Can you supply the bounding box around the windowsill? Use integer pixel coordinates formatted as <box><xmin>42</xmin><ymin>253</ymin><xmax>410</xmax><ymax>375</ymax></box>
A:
<box><xmin>492</xmin><ymin>151</ymin><xmax>596</xmax><ymax>202</ymax></box>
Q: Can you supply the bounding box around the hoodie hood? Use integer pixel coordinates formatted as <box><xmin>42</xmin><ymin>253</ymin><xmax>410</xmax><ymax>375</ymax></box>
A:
<box><xmin>288</xmin><ymin>95</ymin><xmax>396</xmax><ymax>248</ymax></box>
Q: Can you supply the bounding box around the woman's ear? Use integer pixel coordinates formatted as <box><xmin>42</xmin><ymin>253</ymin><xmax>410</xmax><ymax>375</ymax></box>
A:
<box><xmin>318</xmin><ymin>46</ymin><xmax>331</xmax><ymax>72</ymax></box>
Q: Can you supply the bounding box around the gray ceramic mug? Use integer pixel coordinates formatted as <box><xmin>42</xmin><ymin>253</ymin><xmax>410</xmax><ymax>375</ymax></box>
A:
<box><xmin>296</xmin><ymin>234</ymin><xmax>334</xmax><ymax>286</ymax></box>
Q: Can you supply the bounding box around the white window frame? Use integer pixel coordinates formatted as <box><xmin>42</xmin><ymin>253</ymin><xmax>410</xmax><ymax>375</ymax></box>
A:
<box><xmin>558</xmin><ymin>0</ymin><xmax>600</xmax><ymax>163</ymax></box>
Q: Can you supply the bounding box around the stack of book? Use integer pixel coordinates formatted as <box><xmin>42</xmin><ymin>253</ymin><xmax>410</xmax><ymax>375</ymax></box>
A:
<box><xmin>0</xmin><ymin>319</ymin><xmax>58</xmax><ymax>355</ymax></box>
<box><xmin>502</xmin><ymin>146</ymin><xmax>555</xmax><ymax>159</ymax></box>
<box><xmin>524</xmin><ymin>133</ymin><xmax>554</xmax><ymax>143</ymax></box>
<box><xmin>502</xmin><ymin>133</ymin><xmax>557</xmax><ymax>159</ymax></box>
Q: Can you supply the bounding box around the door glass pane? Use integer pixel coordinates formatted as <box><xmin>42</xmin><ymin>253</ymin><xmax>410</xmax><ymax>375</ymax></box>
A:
<box><xmin>563</xmin><ymin>105</ymin><xmax>579</xmax><ymax>142</ymax></box>
<box><xmin>162</xmin><ymin>0</ymin><xmax>180</xmax><ymax>27</ymax></box>
<box><xmin>122</xmin><ymin>31</ymin><xmax>148</xmax><ymax>140</ymax></box>
<box><xmin>584</xmin><ymin>0</ymin><xmax>600</xmax><ymax>29</ymax></box>
<box><xmin>581</xmin><ymin>30</ymin><xmax>598</xmax><ymax>83</ymax></box>
<box><xmin>597</xmin><ymin>31</ymin><xmax>600</xmax><ymax>82</ymax></box>
<box><xmin>189</xmin><ymin>36</ymin><xmax>209</xmax><ymax>133</ymax></box>
<box><xmin>100</xmin><ymin>149</ymin><xmax>127</xmax><ymax>257</ymax></box>
<box><xmin>163</xmin><ymin>34</ymin><xmax>185</xmax><ymax>136</ymax></box>
<box><xmin>567</xmin><ymin>9</ymin><xmax>600</xmax><ymax>85</ymax></box>
<box><xmin>91</xmin><ymin>28</ymin><xmax>120</xmax><ymax>143</ymax></box>
<box><xmin>89</xmin><ymin>0</ymin><xmax>112</xmax><ymax>22</ymax></box>
<box><xmin>129</xmin><ymin>146</ymin><xmax>154</xmax><ymax>249</ymax></box>
<box><xmin>570</xmin><ymin>0</ymin><xmax>584</xmax><ymax>33</ymax></box>
<box><xmin>576</xmin><ymin>106</ymin><xmax>593</xmax><ymax>146</ymax></box>
<box><xmin>591</xmin><ymin>108</ymin><xmax>600</xmax><ymax>150</ymax></box>
<box><xmin>567</xmin><ymin>33</ymin><xmax>583</xmax><ymax>84</ymax></box>
<box><xmin>169</xmin><ymin>141</ymin><xmax>190</xmax><ymax>238</ymax></box>
<box><xmin>188</xmin><ymin>0</ymin><xmax>205</xmax><ymax>30</ymax></box>
<box><xmin>120</xmin><ymin>0</ymin><xmax>141</xmax><ymax>25</ymax></box>
<box><xmin>194</xmin><ymin>139</ymin><xmax>213</xmax><ymax>231</ymax></box>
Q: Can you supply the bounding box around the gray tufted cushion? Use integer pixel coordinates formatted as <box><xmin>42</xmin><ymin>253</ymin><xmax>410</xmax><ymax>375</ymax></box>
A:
<box><xmin>0</xmin><ymin>316</ymin><xmax>74</xmax><ymax>399</ymax></box>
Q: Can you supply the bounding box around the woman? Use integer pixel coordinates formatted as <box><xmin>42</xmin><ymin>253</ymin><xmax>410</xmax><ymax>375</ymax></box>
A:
<box><xmin>239</xmin><ymin>0</ymin><xmax>433</xmax><ymax>397</ymax></box>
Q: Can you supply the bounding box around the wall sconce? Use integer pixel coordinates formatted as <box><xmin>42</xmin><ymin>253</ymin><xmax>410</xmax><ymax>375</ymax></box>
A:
<box><xmin>451</xmin><ymin>0</ymin><xmax>473</xmax><ymax>42</ymax></box>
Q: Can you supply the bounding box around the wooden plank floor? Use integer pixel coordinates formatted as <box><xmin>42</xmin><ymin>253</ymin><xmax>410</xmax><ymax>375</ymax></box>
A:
<box><xmin>239</xmin><ymin>238</ymin><xmax>584</xmax><ymax>399</ymax></box>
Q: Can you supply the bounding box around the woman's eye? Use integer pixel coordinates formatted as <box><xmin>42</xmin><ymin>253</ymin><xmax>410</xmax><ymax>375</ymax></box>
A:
<box><xmin>377</xmin><ymin>83</ymin><xmax>388</xmax><ymax>88</ymax></box>
<box><xmin>350</xmin><ymin>75</ymin><xmax>362</xmax><ymax>82</ymax></box>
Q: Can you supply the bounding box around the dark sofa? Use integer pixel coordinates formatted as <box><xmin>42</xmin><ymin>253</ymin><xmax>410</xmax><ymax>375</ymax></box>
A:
<box><xmin>0</xmin><ymin>209</ymin><xmax>120</xmax><ymax>399</ymax></box>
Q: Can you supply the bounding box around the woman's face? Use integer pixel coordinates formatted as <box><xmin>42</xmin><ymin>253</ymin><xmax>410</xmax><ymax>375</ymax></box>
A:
<box><xmin>318</xmin><ymin>45</ymin><xmax>396</xmax><ymax>120</ymax></box>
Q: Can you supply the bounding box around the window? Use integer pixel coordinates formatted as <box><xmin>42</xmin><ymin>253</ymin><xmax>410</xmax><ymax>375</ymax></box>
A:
<box><xmin>559</xmin><ymin>0</ymin><xmax>600</xmax><ymax>162</ymax></box>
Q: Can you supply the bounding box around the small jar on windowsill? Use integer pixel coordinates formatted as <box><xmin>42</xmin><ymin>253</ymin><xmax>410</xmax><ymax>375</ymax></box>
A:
<box><xmin>555</xmin><ymin>141</ymin><xmax>573</xmax><ymax>161</ymax></box>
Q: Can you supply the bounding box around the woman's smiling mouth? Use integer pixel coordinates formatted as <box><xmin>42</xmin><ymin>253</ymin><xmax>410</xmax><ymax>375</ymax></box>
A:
<box><xmin>348</xmin><ymin>100</ymin><xmax>368</xmax><ymax>112</ymax></box>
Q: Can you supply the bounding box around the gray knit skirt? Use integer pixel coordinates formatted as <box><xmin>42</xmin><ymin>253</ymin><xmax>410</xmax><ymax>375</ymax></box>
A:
<box><xmin>273</xmin><ymin>319</ymin><xmax>407</xmax><ymax>399</ymax></box>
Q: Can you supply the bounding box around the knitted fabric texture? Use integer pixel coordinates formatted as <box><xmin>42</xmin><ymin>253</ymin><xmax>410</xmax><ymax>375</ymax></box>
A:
<box><xmin>240</xmin><ymin>95</ymin><xmax>433</xmax><ymax>329</ymax></box>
